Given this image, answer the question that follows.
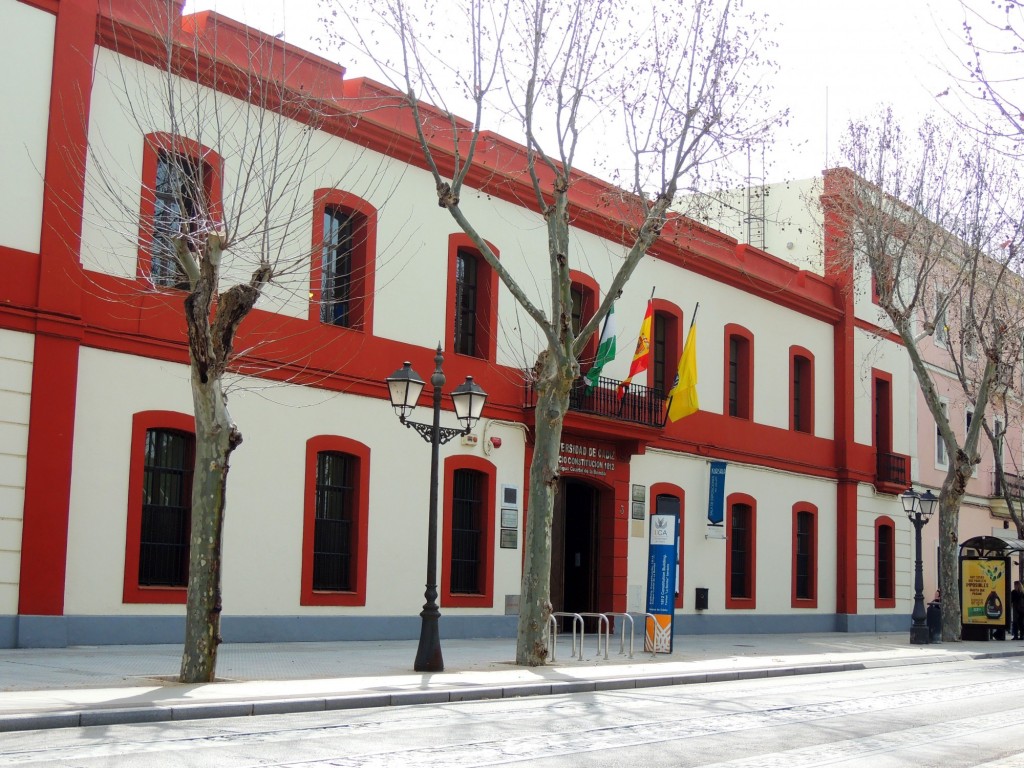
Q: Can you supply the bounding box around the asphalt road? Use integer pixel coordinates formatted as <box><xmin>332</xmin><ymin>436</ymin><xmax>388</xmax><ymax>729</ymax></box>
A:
<box><xmin>3</xmin><ymin>658</ymin><xmax>1024</xmax><ymax>767</ymax></box>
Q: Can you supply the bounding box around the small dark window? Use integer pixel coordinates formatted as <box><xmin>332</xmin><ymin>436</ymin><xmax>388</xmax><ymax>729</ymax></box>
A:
<box><xmin>728</xmin><ymin>335</ymin><xmax>751</xmax><ymax>418</ymax></box>
<box><xmin>795</xmin><ymin>511</ymin><xmax>814</xmax><ymax>600</ymax></box>
<box><xmin>653</xmin><ymin>313</ymin><xmax>668</xmax><ymax>394</ymax></box>
<box><xmin>314</xmin><ymin>452</ymin><xmax>355</xmax><ymax>591</ymax></box>
<box><xmin>153</xmin><ymin>151</ymin><xmax>204</xmax><ymax>290</ymax></box>
<box><xmin>450</xmin><ymin>468</ymin><xmax>484</xmax><ymax>594</ymax></box>
<box><xmin>139</xmin><ymin>429</ymin><xmax>193</xmax><ymax>587</ymax></box>
<box><xmin>454</xmin><ymin>250</ymin><xmax>480</xmax><ymax>356</ymax></box>
<box><xmin>877</xmin><ymin>523</ymin><xmax>894</xmax><ymax>600</ymax></box>
<box><xmin>729</xmin><ymin>503</ymin><xmax>752</xmax><ymax>599</ymax></box>
<box><xmin>793</xmin><ymin>355</ymin><xmax>812</xmax><ymax>433</ymax></box>
<box><xmin>321</xmin><ymin>207</ymin><xmax>356</xmax><ymax>327</ymax></box>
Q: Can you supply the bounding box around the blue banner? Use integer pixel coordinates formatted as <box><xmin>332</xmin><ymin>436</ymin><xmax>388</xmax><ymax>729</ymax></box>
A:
<box><xmin>707</xmin><ymin>461</ymin><xmax>727</xmax><ymax>525</ymax></box>
<box><xmin>646</xmin><ymin>511</ymin><xmax>679</xmax><ymax>653</ymax></box>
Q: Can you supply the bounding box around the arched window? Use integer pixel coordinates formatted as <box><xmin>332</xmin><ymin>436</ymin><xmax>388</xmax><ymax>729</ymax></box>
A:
<box><xmin>570</xmin><ymin>270</ymin><xmax>600</xmax><ymax>368</ymax></box>
<box><xmin>650</xmin><ymin>483</ymin><xmax>685</xmax><ymax>609</ymax></box>
<box><xmin>790</xmin><ymin>346</ymin><xmax>814</xmax><ymax>434</ymax></box>
<box><xmin>792</xmin><ymin>503</ymin><xmax>818</xmax><ymax>607</ymax></box>
<box><xmin>650</xmin><ymin>301</ymin><xmax>684</xmax><ymax>396</ymax></box>
<box><xmin>301</xmin><ymin>435</ymin><xmax>371</xmax><ymax>606</ymax></box>
<box><xmin>123</xmin><ymin>410</ymin><xmax>196</xmax><ymax>604</ymax></box>
<box><xmin>875</xmin><ymin>516</ymin><xmax>896</xmax><ymax>608</ymax></box>
<box><xmin>446</xmin><ymin>234</ymin><xmax>498</xmax><ymax>360</ymax></box>
<box><xmin>138</xmin><ymin>133</ymin><xmax>223</xmax><ymax>290</ymax></box>
<box><xmin>310</xmin><ymin>189</ymin><xmax>377</xmax><ymax>333</ymax></box>
<box><xmin>724</xmin><ymin>324</ymin><xmax>754</xmax><ymax>419</ymax></box>
<box><xmin>725</xmin><ymin>493</ymin><xmax>757</xmax><ymax>608</ymax></box>
<box><xmin>442</xmin><ymin>455</ymin><xmax>496</xmax><ymax>607</ymax></box>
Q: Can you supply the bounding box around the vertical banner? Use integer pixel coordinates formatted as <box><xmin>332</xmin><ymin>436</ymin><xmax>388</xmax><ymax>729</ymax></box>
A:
<box><xmin>707</xmin><ymin>461</ymin><xmax>727</xmax><ymax>525</ymax></box>
<box><xmin>645</xmin><ymin>511</ymin><xmax>679</xmax><ymax>653</ymax></box>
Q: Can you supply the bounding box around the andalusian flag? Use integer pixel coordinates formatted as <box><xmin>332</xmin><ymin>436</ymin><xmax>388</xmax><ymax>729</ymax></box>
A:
<box><xmin>667</xmin><ymin>320</ymin><xmax>698</xmax><ymax>422</ymax></box>
<box><xmin>617</xmin><ymin>299</ymin><xmax>653</xmax><ymax>398</ymax></box>
<box><xmin>583</xmin><ymin>304</ymin><xmax>616</xmax><ymax>393</ymax></box>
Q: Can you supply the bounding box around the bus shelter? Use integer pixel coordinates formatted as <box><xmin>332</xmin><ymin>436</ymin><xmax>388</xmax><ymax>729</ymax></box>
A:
<box><xmin>958</xmin><ymin>536</ymin><xmax>1024</xmax><ymax>640</ymax></box>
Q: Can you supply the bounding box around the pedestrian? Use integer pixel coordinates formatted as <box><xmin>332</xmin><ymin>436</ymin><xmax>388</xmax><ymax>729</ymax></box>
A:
<box><xmin>1011</xmin><ymin>581</ymin><xmax>1024</xmax><ymax>640</ymax></box>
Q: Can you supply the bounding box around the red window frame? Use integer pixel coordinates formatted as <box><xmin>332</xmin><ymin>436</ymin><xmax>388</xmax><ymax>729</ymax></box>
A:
<box><xmin>569</xmin><ymin>270</ymin><xmax>600</xmax><ymax>367</ymax></box>
<box><xmin>791</xmin><ymin>503</ymin><xmax>818</xmax><ymax>608</ymax></box>
<box><xmin>441</xmin><ymin>454</ymin><xmax>496</xmax><ymax>608</ymax></box>
<box><xmin>648</xmin><ymin>301</ymin><xmax>683</xmax><ymax>395</ymax></box>
<box><xmin>790</xmin><ymin>345</ymin><xmax>815</xmax><ymax>434</ymax></box>
<box><xmin>725</xmin><ymin>492</ymin><xmax>757</xmax><ymax>609</ymax></box>
<box><xmin>137</xmin><ymin>132</ymin><xmax>223</xmax><ymax>289</ymax></box>
<box><xmin>300</xmin><ymin>435</ymin><xmax>371</xmax><ymax>606</ymax></box>
<box><xmin>650</xmin><ymin>483</ymin><xmax>685</xmax><ymax>609</ymax></box>
<box><xmin>875</xmin><ymin>516</ymin><xmax>896</xmax><ymax>608</ymax></box>
<box><xmin>309</xmin><ymin>189</ymin><xmax>376</xmax><ymax>334</ymax></box>
<box><xmin>724</xmin><ymin>324</ymin><xmax>754</xmax><ymax>420</ymax></box>
<box><xmin>445</xmin><ymin>234</ymin><xmax>499</xmax><ymax>360</ymax></box>
<box><xmin>123</xmin><ymin>410</ymin><xmax>195</xmax><ymax>604</ymax></box>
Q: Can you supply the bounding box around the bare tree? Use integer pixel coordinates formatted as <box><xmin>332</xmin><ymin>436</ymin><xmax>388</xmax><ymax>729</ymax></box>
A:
<box><xmin>835</xmin><ymin>108</ymin><xmax>1024</xmax><ymax>640</ymax></box>
<box><xmin>954</xmin><ymin>0</ymin><xmax>1024</xmax><ymax>144</ymax></box>
<box><xmin>84</xmin><ymin>2</ymin><xmax>369</xmax><ymax>682</ymax></box>
<box><xmin>328</xmin><ymin>0</ymin><xmax>781</xmax><ymax>665</ymax></box>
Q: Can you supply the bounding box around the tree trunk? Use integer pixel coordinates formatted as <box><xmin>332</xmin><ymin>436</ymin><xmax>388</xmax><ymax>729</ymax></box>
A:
<box><xmin>179</xmin><ymin>369</ymin><xmax>239</xmax><ymax>683</ymax></box>
<box><xmin>939</xmin><ymin>468</ymin><xmax>967</xmax><ymax>642</ymax></box>
<box><xmin>516</xmin><ymin>352</ymin><xmax>572</xmax><ymax>666</ymax></box>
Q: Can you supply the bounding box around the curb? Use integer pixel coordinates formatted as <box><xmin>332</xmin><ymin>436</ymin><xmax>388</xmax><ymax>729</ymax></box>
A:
<box><xmin>4</xmin><ymin>649</ymin><xmax>1022</xmax><ymax>734</ymax></box>
<box><xmin>0</xmin><ymin>660</ymin><xmax>863</xmax><ymax>733</ymax></box>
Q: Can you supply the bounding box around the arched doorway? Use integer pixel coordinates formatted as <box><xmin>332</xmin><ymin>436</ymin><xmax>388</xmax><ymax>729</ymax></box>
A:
<box><xmin>551</xmin><ymin>478</ymin><xmax>602</xmax><ymax>621</ymax></box>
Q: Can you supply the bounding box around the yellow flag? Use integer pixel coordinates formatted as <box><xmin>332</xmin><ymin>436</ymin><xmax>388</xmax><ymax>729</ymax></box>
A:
<box><xmin>667</xmin><ymin>323</ymin><xmax>698</xmax><ymax>422</ymax></box>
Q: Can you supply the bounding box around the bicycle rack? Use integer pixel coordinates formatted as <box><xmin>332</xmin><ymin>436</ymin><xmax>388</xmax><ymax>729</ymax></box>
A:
<box><xmin>549</xmin><ymin>612</ymin><xmax>585</xmax><ymax>661</ymax></box>
<box><xmin>603</xmin><ymin>612</ymin><xmax>636</xmax><ymax>658</ymax></box>
<box><xmin>576</xmin><ymin>612</ymin><xmax>611</xmax><ymax>659</ymax></box>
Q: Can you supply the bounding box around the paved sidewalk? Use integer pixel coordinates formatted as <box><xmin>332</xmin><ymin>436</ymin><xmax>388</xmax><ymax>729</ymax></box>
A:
<box><xmin>1</xmin><ymin>632</ymin><xmax>1022</xmax><ymax>732</ymax></box>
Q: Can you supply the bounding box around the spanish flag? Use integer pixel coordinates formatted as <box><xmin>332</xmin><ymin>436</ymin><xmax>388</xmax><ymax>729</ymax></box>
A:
<box><xmin>667</xmin><ymin>321</ymin><xmax>698</xmax><ymax>421</ymax></box>
<box><xmin>617</xmin><ymin>299</ymin><xmax>653</xmax><ymax>399</ymax></box>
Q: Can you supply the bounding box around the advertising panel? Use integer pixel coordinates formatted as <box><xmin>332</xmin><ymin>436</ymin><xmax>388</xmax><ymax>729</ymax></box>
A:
<box><xmin>961</xmin><ymin>557</ymin><xmax>1009</xmax><ymax>626</ymax></box>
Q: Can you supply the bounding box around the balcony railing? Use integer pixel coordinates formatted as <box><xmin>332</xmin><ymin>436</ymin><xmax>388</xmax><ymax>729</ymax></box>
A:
<box><xmin>994</xmin><ymin>471</ymin><xmax>1024</xmax><ymax>499</ymax></box>
<box><xmin>523</xmin><ymin>375</ymin><xmax>668</xmax><ymax>428</ymax></box>
<box><xmin>876</xmin><ymin>451</ymin><xmax>908</xmax><ymax>488</ymax></box>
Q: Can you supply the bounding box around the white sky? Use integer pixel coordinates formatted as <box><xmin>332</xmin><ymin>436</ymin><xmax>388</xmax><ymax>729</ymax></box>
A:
<box><xmin>183</xmin><ymin>0</ymin><xmax>964</xmax><ymax>184</ymax></box>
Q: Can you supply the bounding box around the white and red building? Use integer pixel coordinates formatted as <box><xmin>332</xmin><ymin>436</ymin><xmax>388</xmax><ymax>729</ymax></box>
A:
<box><xmin>1</xmin><ymin>0</ymin><xmax>938</xmax><ymax>647</ymax></box>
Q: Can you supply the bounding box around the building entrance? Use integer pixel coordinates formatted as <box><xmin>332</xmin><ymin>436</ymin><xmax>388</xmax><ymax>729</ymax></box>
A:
<box><xmin>551</xmin><ymin>478</ymin><xmax>601</xmax><ymax>626</ymax></box>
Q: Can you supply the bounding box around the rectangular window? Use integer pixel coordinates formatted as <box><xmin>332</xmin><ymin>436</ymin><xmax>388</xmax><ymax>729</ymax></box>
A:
<box><xmin>454</xmin><ymin>249</ymin><xmax>479</xmax><ymax>356</ymax></box>
<box><xmin>727</xmin><ymin>332</ymin><xmax>752</xmax><ymax>419</ymax></box>
<box><xmin>139</xmin><ymin>429</ymin><xmax>193</xmax><ymax>587</ymax></box>
<box><xmin>653</xmin><ymin>314</ymin><xmax>668</xmax><ymax>394</ymax></box>
<box><xmin>877</xmin><ymin>523</ymin><xmax>894</xmax><ymax>601</ymax></box>
<box><xmin>321</xmin><ymin>206</ymin><xmax>355</xmax><ymax>327</ymax></box>
<box><xmin>450</xmin><ymin>469</ymin><xmax>483</xmax><ymax>594</ymax></box>
<box><xmin>729</xmin><ymin>504</ymin><xmax>751</xmax><ymax>599</ymax></box>
<box><xmin>313</xmin><ymin>452</ymin><xmax>354</xmax><ymax>591</ymax></box>
<box><xmin>792</xmin><ymin>355</ymin><xmax>812</xmax><ymax>433</ymax></box>
<box><xmin>153</xmin><ymin>151</ymin><xmax>204</xmax><ymax>290</ymax></box>
<box><xmin>795</xmin><ymin>511</ymin><xmax>814</xmax><ymax>601</ymax></box>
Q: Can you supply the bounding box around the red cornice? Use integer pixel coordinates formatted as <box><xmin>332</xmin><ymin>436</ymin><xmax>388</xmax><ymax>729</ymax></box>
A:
<box><xmin>93</xmin><ymin>2</ymin><xmax>843</xmax><ymax>326</ymax></box>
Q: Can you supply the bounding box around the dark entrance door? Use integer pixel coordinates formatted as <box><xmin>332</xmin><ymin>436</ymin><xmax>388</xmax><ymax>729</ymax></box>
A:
<box><xmin>551</xmin><ymin>479</ymin><xmax>599</xmax><ymax>627</ymax></box>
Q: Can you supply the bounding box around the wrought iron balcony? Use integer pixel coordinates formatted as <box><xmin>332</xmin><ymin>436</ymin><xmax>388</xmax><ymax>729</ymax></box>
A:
<box><xmin>523</xmin><ymin>375</ymin><xmax>668</xmax><ymax>428</ymax></box>
<box><xmin>876</xmin><ymin>450</ymin><xmax>909</xmax><ymax>491</ymax></box>
<box><xmin>994</xmin><ymin>471</ymin><xmax>1024</xmax><ymax>499</ymax></box>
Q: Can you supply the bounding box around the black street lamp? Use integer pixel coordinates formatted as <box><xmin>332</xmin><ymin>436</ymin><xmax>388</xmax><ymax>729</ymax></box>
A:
<box><xmin>901</xmin><ymin>486</ymin><xmax>938</xmax><ymax>645</ymax></box>
<box><xmin>385</xmin><ymin>345</ymin><xmax>487</xmax><ymax>672</ymax></box>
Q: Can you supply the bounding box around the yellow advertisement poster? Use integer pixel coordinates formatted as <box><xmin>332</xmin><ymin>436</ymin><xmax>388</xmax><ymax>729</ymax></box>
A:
<box><xmin>961</xmin><ymin>558</ymin><xmax>1007</xmax><ymax>626</ymax></box>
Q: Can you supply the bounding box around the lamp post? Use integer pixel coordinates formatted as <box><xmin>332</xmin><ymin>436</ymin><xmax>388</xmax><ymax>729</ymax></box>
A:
<box><xmin>901</xmin><ymin>487</ymin><xmax>938</xmax><ymax>644</ymax></box>
<box><xmin>385</xmin><ymin>345</ymin><xmax>487</xmax><ymax>672</ymax></box>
